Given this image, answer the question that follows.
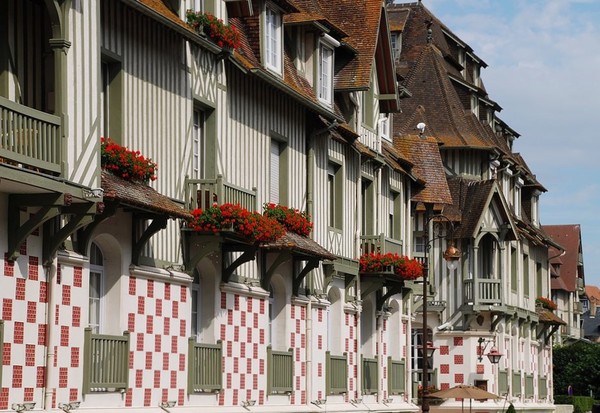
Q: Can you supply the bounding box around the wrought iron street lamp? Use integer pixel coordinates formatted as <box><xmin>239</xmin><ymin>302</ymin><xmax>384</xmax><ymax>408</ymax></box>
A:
<box><xmin>477</xmin><ymin>337</ymin><xmax>503</xmax><ymax>364</ymax></box>
<box><xmin>421</xmin><ymin>207</ymin><xmax>461</xmax><ymax>413</ymax></box>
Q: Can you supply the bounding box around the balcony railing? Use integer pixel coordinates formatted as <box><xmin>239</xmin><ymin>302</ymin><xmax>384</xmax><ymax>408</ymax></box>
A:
<box><xmin>539</xmin><ymin>377</ymin><xmax>547</xmax><ymax>399</ymax></box>
<box><xmin>360</xmin><ymin>234</ymin><xmax>403</xmax><ymax>255</ymax></box>
<box><xmin>525</xmin><ymin>374</ymin><xmax>534</xmax><ymax>398</ymax></box>
<box><xmin>188</xmin><ymin>339</ymin><xmax>222</xmax><ymax>393</ymax></box>
<box><xmin>463</xmin><ymin>278</ymin><xmax>502</xmax><ymax>306</ymax></box>
<box><xmin>83</xmin><ymin>328</ymin><xmax>130</xmax><ymax>393</ymax></box>
<box><xmin>362</xmin><ymin>356</ymin><xmax>378</xmax><ymax>395</ymax></box>
<box><xmin>326</xmin><ymin>352</ymin><xmax>347</xmax><ymax>395</ymax></box>
<box><xmin>512</xmin><ymin>372</ymin><xmax>522</xmax><ymax>396</ymax></box>
<box><xmin>0</xmin><ymin>96</ymin><xmax>62</xmax><ymax>174</ymax></box>
<box><xmin>388</xmin><ymin>358</ymin><xmax>405</xmax><ymax>395</ymax></box>
<box><xmin>412</xmin><ymin>369</ymin><xmax>437</xmax><ymax>401</ymax></box>
<box><xmin>498</xmin><ymin>370</ymin><xmax>509</xmax><ymax>395</ymax></box>
<box><xmin>267</xmin><ymin>347</ymin><xmax>293</xmax><ymax>394</ymax></box>
<box><xmin>574</xmin><ymin>301</ymin><xmax>583</xmax><ymax>314</ymax></box>
<box><xmin>185</xmin><ymin>176</ymin><xmax>257</xmax><ymax>211</ymax></box>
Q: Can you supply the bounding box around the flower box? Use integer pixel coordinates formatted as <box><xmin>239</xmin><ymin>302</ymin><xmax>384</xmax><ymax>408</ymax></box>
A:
<box><xmin>101</xmin><ymin>137</ymin><xmax>157</xmax><ymax>182</ymax></box>
<box><xmin>186</xmin><ymin>10</ymin><xmax>241</xmax><ymax>50</ymax></box>
<box><xmin>263</xmin><ymin>203</ymin><xmax>313</xmax><ymax>237</ymax></box>
<box><xmin>535</xmin><ymin>296</ymin><xmax>557</xmax><ymax>311</ymax></box>
<box><xmin>359</xmin><ymin>253</ymin><xmax>423</xmax><ymax>280</ymax></box>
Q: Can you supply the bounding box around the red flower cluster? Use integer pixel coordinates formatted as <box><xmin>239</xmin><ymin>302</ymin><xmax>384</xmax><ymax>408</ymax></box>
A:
<box><xmin>187</xmin><ymin>203</ymin><xmax>285</xmax><ymax>243</ymax></box>
<box><xmin>186</xmin><ymin>10</ymin><xmax>241</xmax><ymax>50</ymax></box>
<box><xmin>263</xmin><ymin>203</ymin><xmax>313</xmax><ymax>237</ymax></box>
<box><xmin>101</xmin><ymin>137</ymin><xmax>157</xmax><ymax>182</ymax></box>
<box><xmin>535</xmin><ymin>296</ymin><xmax>558</xmax><ymax>311</ymax></box>
<box><xmin>359</xmin><ymin>253</ymin><xmax>424</xmax><ymax>280</ymax></box>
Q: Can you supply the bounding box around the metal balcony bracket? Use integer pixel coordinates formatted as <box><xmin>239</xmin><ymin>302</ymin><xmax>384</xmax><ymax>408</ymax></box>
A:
<box><xmin>7</xmin><ymin>193</ymin><xmax>67</xmax><ymax>261</ymax></box>
<box><xmin>293</xmin><ymin>257</ymin><xmax>320</xmax><ymax>297</ymax></box>
<box><xmin>43</xmin><ymin>202</ymin><xmax>98</xmax><ymax>265</ymax></box>
<box><xmin>76</xmin><ymin>202</ymin><xmax>118</xmax><ymax>256</ymax></box>
<box><xmin>131</xmin><ymin>214</ymin><xmax>168</xmax><ymax>266</ymax></box>
<box><xmin>222</xmin><ymin>244</ymin><xmax>258</xmax><ymax>284</ymax></box>
<box><xmin>262</xmin><ymin>252</ymin><xmax>290</xmax><ymax>291</ymax></box>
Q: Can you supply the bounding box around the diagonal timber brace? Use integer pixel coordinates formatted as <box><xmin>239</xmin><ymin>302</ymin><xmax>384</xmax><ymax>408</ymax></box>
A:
<box><xmin>292</xmin><ymin>257</ymin><xmax>320</xmax><ymax>296</ymax></box>
<box><xmin>132</xmin><ymin>215</ymin><xmax>168</xmax><ymax>266</ymax></box>
<box><xmin>222</xmin><ymin>244</ymin><xmax>258</xmax><ymax>284</ymax></box>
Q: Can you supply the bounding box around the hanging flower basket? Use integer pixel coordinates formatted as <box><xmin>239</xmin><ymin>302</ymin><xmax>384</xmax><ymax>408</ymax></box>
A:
<box><xmin>101</xmin><ymin>137</ymin><xmax>158</xmax><ymax>182</ymax></box>
<box><xmin>359</xmin><ymin>253</ymin><xmax>423</xmax><ymax>280</ymax></box>
<box><xmin>535</xmin><ymin>296</ymin><xmax>557</xmax><ymax>311</ymax></box>
<box><xmin>263</xmin><ymin>203</ymin><xmax>313</xmax><ymax>237</ymax></box>
<box><xmin>186</xmin><ymin>10</ymin><xmax>241</xmax><ymax>50</ymax></box>
<box><xmin>187</xmin><ymin>203</ymin><xmax>285</xmax><ymax>242</ymax></box>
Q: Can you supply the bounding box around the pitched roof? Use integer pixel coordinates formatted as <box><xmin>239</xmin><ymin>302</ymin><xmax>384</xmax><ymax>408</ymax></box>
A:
<box><xmin>101</xmin><ymin>171</ymin><xmax>192</xmax><ymax>220</ymax></box>
<box><xmin>444</xmin><ymin>177</ymin><xmax>517</xmax><ymax>240</ymax></box>
<box><xmin>261</xmin><ymin>232</ymin><xmax>336</xmax><ymax>260</ymax></box>
<box><xmin>585</xmin><ymin>285</ymin><xmax>600</xmax><ymax>304</ymax></box>
<box><xmin>536</xmin><ymin>306</ymin><xmax>567</xmax><ymax>326</ymax></box>
<box><xmin>393</xmin><ymin>135</ymin><xmax>452</xmax><ymax>205</ymax></box>
<box><xmin>543</xmin><ymin>224</ymin><xmax>584</xmax><ymax>292</ymax></box>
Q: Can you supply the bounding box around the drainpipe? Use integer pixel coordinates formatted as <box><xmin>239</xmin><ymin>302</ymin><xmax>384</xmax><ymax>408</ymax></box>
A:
<box><xmin>306</xmin><ymin>295</ymin><xmax>313</xmax><ymax>405</ymax></box>
<box><xmin>44</xmin><ymin>260</ymin><xmax>58</xmax><ymax>411</ymax></box>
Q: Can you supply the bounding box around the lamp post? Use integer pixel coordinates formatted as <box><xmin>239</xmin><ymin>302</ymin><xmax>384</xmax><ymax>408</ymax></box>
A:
<box><xmin>421</xmin><ymin>206</ymin><xmax>461</xmax><ymax>413</ymax></box>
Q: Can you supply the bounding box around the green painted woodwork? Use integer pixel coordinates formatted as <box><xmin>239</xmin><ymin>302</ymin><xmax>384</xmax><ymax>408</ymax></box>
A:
<box><xmin>326</xmin><ymin>352</ymin><xmax>347</xmax><ymax>395</ymax></box>
<box><xmin>131</xmin><ymin>215</ymin><xmax>168</xmax><ymax>266</ymax></box>
<box><xmin>388</xmin><ymin>358</ymin><xmax>405</xmax><ymax>395</ymax></box>
<box><xmin>525</xmin><ymin>374</ymin><xmax>534</xmax><ymax>398</ymax></box>
<box><xmin>267</xmin><ymin>347</ymin><xmax>293</xmax><ymax>394</ymax></box>
<box><xmin>0</xmin><ymin>96</ymin><xmax>62</xmax><ymax>173</ymax></box>
<box><xmin>360</xmin><ymin>233</ymin><xmax>403</xmax><ymax>255</ymax></box>
<box><xmin>498</xmin><ymin>370</ymin><xmax>509</xmax><ymax>395</ymax></box>
<box><xmin>100</xmin><ymin>58</ymin><xmax>123</xmax><ymax>144</ymax></box>
<box><xmin>0</xmin><ymin>1</ymin><xmax>8</xmax><ymax>97</ymax></box>
<box><xmin>512</xmin><ymin>372</ymin><xmax>522</xmax><ymax>396</ymax></box>
<box><xmin>185</xmin><ymin>175</ymin><xmax>257</xmax><ymax>211</ymax></box>
<box><xmin>82</xmin><ymin>328</ymin><xmax>130</xmax><ymax>394</ymax></box>
<box><xmin>539</xmin><ymin>377</ymin><xmax>547</xmax><ymax>398</ymax></box>
<box><xmin>187</xmin><ymin>339</ymin><xmax>223</xmax><ymax>394</ymax></box>
<box><xmin>362</xmin><ymin>356</ymin><xmax>378</xmax><ymax>394</ymax></box>
<box><xmin>463</xmin><ymin>278</ymin><xmax>502</xmax><ymax>306</ymax></box>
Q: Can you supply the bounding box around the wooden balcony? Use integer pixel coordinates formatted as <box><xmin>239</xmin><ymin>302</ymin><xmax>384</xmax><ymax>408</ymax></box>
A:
<box><xmin>362</xmin><ymin>356</ymin><xmax>378</xmax><ymax>395</ymax></box>
<box><xmin>463</xmin><ymin>278</ymin><xmax>502</xmax><ymax>307</ymax></box>
<box><xmin>0</xmin><ymin>96</ymin><xmax>62</xmax><ymax>174</ymax></box>
<box><xmin>188</xmin><ymin>339</ymin><xmax>223</xmax><ymax>394</ymax></box>
<box><xmin>360</xmin><ymin>234</ymin><xmax>403</xmax><ymax>255</ymax></box>
<box><xmin>326</xmin><ymin>352</ymin><xmax>347</xmax><ymax>395</ymax></box>
<box><xmin>185</xmin><ymin>176</ymin><xmax>257</xmax><ymax>211</ymax></box>
<box><xmin>83</xmin><ymin>328</ymin><xmax>130</xmax><ymax>393</ymax></box>
<box><xmin>388</xmin><ymin>358</ymin><xmax>406</xmax><ymax>395</ymax></box>
<box><xmin>267</xmin><ymin>347</ymin><xmax>293</xmax><ymax>394</ymax></box>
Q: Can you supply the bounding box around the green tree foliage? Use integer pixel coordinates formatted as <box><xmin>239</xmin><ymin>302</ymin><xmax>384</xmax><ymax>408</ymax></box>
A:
<box><xmin>506</xmin><ymin>403</ymin><xmax>516</xmax><ymax>413</ymax></box>
<box><xmin>553</xmin><ymin>342</ymin><xmax>600</xmax><ymax>397</ymax></box>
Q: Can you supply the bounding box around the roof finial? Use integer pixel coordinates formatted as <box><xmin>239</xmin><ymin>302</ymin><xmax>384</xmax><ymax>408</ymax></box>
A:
<box><xmin>425</xmin><ymin>19</ymin><xmax>433</xmax><ymax>43</ymax></box>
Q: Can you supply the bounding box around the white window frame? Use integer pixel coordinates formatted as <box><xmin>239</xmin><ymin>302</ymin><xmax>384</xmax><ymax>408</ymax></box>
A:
<box><xmin>264</xmin><ymin>5</ymin><xmax>282</xmax><ymax>74</ymax></box>
<box><xmin>89</xmin><ymin>243</ymin><xmax>104</xmax><ymax>334</ymax></box>
<box><xmin>318</xmin><ymin>42</ymin><xmax>333</xmax><ymax>104</ymax></box>
<box><xmin>270</xmin><ymin>140</ymin><xmax>281</xmax><ymax>204</ymax></box>
<box><xmin>193</xmin><ymin>108</ymin><xmax>205</xmax><ymax>179</ymax></box>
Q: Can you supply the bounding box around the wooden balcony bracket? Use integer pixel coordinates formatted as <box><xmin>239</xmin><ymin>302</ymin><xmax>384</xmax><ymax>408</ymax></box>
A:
<box><xmin>131</xmin><ymin>213</ymin><xmax>169</xmax><ymax>266</ymax></box>
<box><xmin>76</xmin><ymin>202</ymin><xmax>118</xmax><ymax>256</ymax></box>
<box><xmin>261</xmin><ymin>252</ymin><xmax>291</xmax><ymax>291</ymax></box>
<box><xmin>222</xmin><ymin>243</ymin><xmax>258</xmax><ymax>284</ymax></box>
<box><xmin>292</xmin><ymin>257</ymin><xmax>320</xmax><ymax>297</ymax></box>
<box><xmin>183</xmin><ymin>235</ymin><xmax>220</xmax><ymax>273</ymax></box>
<box><xmin>7</xmin><ymin>193</ymin><xmax>97</xmax><ymax>264</ymax></box>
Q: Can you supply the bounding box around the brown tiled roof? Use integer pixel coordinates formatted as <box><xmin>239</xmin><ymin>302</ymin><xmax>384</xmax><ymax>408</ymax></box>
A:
<box><xmin>261</xmin><ymin>232</ymin><xmax>336</xmax><ymax>260</ymax></box>
<box><xmin>543</xmin><ymin>224</ymin><xmax>583</xmax><ymax>292</ymax></box>
<box><xmin>536</xmin><ymin>307</ymin><xmax>567</xmax><ymax>325</ymax></box>
<box><xmin>382</xmin><ymin>141</ymin><xmax>412</xmax><ymax>176</ymax></box>
<box><xmin>101</xmin><ymin>171</ymin><xmax>192</xmax><ymax>220</ymax></box>
<box><xmin>444</xmin><ymin>177</ymin><xmax>517</xmax><ymax>240</ymax></box>
<box><xmin>585</xmin><ymin>285</ymin><xmax>600</xmax><ymax>304</ymax></box>
<box><xmin>393</xmin><ymin>135</ymin><xmax>452</xmax><ymax>205</ymax></box>
<box><xmin>134</xmin><ymin>0</ymin><xmax>194</xmax><ymax>32</ymax></box>
<box><xmin>387</xmin><ymin>6</ymin><xmax>409</xmax><ymax>32</ymax></box>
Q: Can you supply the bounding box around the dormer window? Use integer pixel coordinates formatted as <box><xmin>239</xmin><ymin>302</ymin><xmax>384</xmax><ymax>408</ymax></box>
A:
<box><xmin>318</xmin><ymin>43</ymin><xmax>333</xmax><ymax>104</ymax></box>
<box><xmin>318</xmin><ymin>34</ymin><xmax>338</xmax><ymax>105</ymax></box>
<box><xmin>264</xmin><ymin>4</ymin><xmax>282</xmax><ymax>74</ymax></box>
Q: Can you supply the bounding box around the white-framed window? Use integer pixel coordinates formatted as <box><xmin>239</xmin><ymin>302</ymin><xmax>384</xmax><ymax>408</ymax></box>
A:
<box><xmin>379</xmin><ymin>114</ymin><xmax>390</xmax><ymax>141</ymax></box>
<box><xmin>265</xmin><ymin>5</ymin><xmax>282</xmax><ymax>74</ymax></box>
<box><xmin>390</xmin><ymin>33</ymin><xmax>398</xmax><ymax>59</ymax></box>
<box><xmin>89</xmin><ymin>243</ymin><xmax>104</xmax><ymax>334</ymax></box>
<box><xmin>193</xmin><ymin>108</ymin><xmax>205</xmax><ymax>179</ymax></box>
<box><xmin>471</xmin><ymin>94</ymin><xmax>479</xmax><ymax>117</ymax></box>
<box><xmin>318</xmin><ymin>43</ymin><xmax>333</xmax><ymax>104</ymax></box>
<box><xmin>270</xmin><ymin>140</ymin><xmax>281</xmax><ymax>204</ymax></box>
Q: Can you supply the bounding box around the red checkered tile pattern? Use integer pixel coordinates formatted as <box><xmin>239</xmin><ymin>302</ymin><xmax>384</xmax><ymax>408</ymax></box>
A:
<box><xmin>289</xmin><ymin>304</ymin><xmax>306</xmax><ymax>405</ymax></box>
<box><xmin>344</xmin><ymin>312</ymin><xmax>358</xmax><ymax>400</ymax></box>
<box><xmin>0</xmin><ymin>230</ymin><xmax>51</xmax><ymax>409</ymax></box>
<box><xmin>219</xmin><ymin>293</ymin><xmax>267</xmax><ymax>406</ymax></box>
<box><xmin>126</xmin><ymin>277</ymin><xmax>188</xmax><ymax>407</ymax></box>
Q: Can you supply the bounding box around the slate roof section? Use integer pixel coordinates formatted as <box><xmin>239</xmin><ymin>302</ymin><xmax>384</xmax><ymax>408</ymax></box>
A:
<box><xmin>536</xmin><ymin>307</ymin><xmax>567</xmax><ymax>325</ymax></box>
<box><xmin>261</xmin><ymin>232</ymin><xmax>337</xmax><ymax>260</ymax></box>
<box><xmin>393</xmin><ymin>135</ymin><xmax>452</xmax><ymax>205</ymax></box>
<box><xmin>101</xmin><ymin>170</ymin><xmax>192</xmax><ymax>220</ymax></box>
<box><xmin>543</xmin><ymin>224</ymin><xmax>584</xmax><ymax>292</ymax></box>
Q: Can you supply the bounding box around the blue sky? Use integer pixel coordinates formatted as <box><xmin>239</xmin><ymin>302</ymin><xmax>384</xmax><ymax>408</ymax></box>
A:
<box><xmin>419</xmin><ymin>0</ymin><xmax>600</xmax><ymax>287</ymax></box>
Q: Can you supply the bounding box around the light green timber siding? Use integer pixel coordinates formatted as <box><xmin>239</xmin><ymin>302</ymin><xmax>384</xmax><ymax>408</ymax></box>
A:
<box><xmin>221</xmin><ymin>68</ymin><xmax>307</xmax><ymax>210</ymax></box>
<box><xmin>65</xmin><ymin>0</ymin><xmax>102</xmax><ymax>188</ymax></box>
<box><xmin>101</xmin><ymin>1</ymin><xmax>195</xmax><ymax>264</ymax></box>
